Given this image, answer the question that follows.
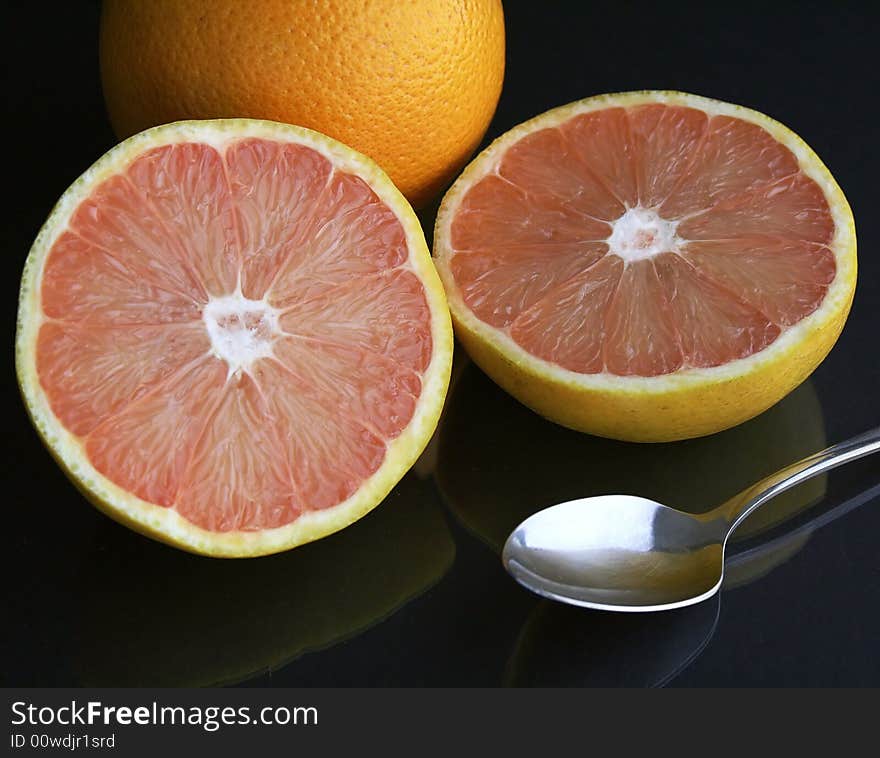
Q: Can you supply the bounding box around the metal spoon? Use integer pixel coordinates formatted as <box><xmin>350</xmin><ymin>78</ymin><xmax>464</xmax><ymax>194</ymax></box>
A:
<box><xmin>502</xmin><ymin>426</ymin><xmax>880</xmax><ymax>612</ymax></box>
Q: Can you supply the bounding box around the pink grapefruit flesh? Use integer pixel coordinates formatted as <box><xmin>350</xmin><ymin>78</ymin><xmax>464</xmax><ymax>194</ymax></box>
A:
<box><xmin>449</xmin><ymin>104</ymin><xmax>835</xmax><ymax>377</ymax></box>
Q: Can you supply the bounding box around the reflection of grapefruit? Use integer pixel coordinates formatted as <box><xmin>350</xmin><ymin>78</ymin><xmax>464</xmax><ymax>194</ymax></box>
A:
<box><xmin>100</xmin><ymin>0</ymin><xmax>505</xmax><ymax>207</ymax></box>
<box><xmin>433</xmin><ymin>91</ymin><xmax>856</xmax><ymax>441</ymax></box>
<box><xmin>724</xmin><ymin>531</ymin><xmax>812</xmax><ymax>590</ymax></box>
<box><xmin>436</xmin><ymin>364</ymin><xmax>825</xmax><ymax>553</ymax></box>
<box><xmin>76</xmin><ymin>473</ymin><xmax>454</xmax><ymax>686</ymax></box>
<box><xmin>16</xmin><ymin>120</ymin><xmax>452</xmax><ymax>556</ymax></box>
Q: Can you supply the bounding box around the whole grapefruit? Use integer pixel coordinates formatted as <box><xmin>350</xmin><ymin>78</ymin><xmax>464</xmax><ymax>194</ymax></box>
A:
<box><xmin>100</xmin><ymin>0</ymin><xmax>506</xmax><ymax>207</ymax></box>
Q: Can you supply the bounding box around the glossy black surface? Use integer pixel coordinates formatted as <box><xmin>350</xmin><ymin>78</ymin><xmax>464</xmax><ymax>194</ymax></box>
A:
<box><xmin>5</xmin><ymin>2</ymin><xmax>879</xmax><ymax>687</ymax></box>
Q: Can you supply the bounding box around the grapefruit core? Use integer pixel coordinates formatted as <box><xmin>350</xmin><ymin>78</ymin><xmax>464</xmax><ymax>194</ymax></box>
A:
<box><xmin>433</xmin><ymin>91</ymin><xmax>856</xmax><ymax>441</ymax></box>
<box><xmin>16</xmin><ymin>120</ymin><xmax>453</xmax><ymax>557</ymax></box>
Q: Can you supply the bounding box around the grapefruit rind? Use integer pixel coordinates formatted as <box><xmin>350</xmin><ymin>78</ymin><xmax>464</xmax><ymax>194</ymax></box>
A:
<box><xmin>433</xmin><ymin>91</ymin><xmax>856</xmax><ymax>441</ymax></box>
<box><xmin>17</xmin><ymin>119</ymin><xmax>453</xmax><ymax>557</ymax></box>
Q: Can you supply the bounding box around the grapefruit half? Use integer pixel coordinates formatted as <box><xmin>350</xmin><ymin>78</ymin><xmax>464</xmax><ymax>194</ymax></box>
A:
<box><xmin>433</xmin><ymin>91</ymin><xmax>856</xmax><ymax>441</ymax></box>
<box><xmin>16</xmin><ymin>120</ymin><xmax>452</xmax><ymax>557</ymax></box>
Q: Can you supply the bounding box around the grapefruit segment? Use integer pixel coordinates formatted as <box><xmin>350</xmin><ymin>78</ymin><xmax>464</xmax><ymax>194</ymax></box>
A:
<box><xmin>273</xmin><ymin>338</ymin><xmax>421</xmax><ymax>440</ymax></box>
<box><xmin>434</xmin><ymin>91</ymin><xmax>856</xmax><ymax>441</ymax></box>
<box><xmin>627</xmin><ymin>104</ymin><xmax>708</xmax><ymax>208</ymax></box>
<box><xmin>681</xmin><ymin>238</ymin><xmax>835</xmax><ymax>327</ymax></box>
<box><xmin>562</xmin><ymin>108</ymin><xmax>639</xmax><ymax>208</ymax></box>
<box><xmin>17</xmin><ymin>120</ymin><xmax>452</xmax><ymax>555</ymax></box>
<box><xmin>678</xmin><ymin>173</ymin><xmax>834</xmax><ymax>242</ymax></box>
<box><xmin>659</xmin><ymin>115</ymin><xmax>800</xmax><ymax>218</ymax></box>
<box><xmin>41</xmin><ymin>232</ymin><xmax>202</xmax><ymax>325</ymax></box>
<box><xmin>655</xmin><ymin>253</ymin><xmax>780</xmax><ymax>368</ymax></box>
<box><xmin>498</xmin><ymin>128</ymin><xmax>624</xmax><ymax>221</ymax></box>
<box><xmin>451</xmin><ymin>241</ymin><xmax>608</xmax><ymax>328</ymax></box>
<box><xmin>127</xmin><ymin>143</ymin><xmax>240</xmax><ymax>296</ymax></box>
<box><xmin>252</xmin><ymin>358</ymin><xmax>388</xmax><ymax>513</ymax></box>
<box><xmin>277</xmin><ymin>269</ymin><xmax>433</xmax><ymax>371</ymax></box>
<box><xmin>225</xmin><ymin>138</ymin><xmax>333</xmax><ymax>300</ymax></box>
<box><xmin>85</xmin><ymin>357</ymin><xmax>228</xmax><ymax>508</ymax></box>
<box><xmin>451</xmin><ymin>175</ymin><xmax>610</xmax><ymax>251</ymax></box>
<box><xmin>509</xmin><ymin>254</ymin><xmax>623</xmax><ymax>374</ymax></box>
<box><xmin>36</xmin><ymin>321</ymin><xmax>210</xmax><ymax>437</ymax></box>
<box><xmin>69</xmin><ymin>174</ymin><xmax>208</xmax><ymax>301</ymax></box>
<box><xmin>175</xmin><ymin>370</ymin><xmax>301</xmax><ymax>532</ymax></box>
<box><xmin>267</xmin><ymin>172</ymin><xmax>409</xmax><ymax>307</ymax></box>
<box><xmin>603</xmin><ymin>259</ymin><xmax>683</xmax><ymax>377</ymax></box>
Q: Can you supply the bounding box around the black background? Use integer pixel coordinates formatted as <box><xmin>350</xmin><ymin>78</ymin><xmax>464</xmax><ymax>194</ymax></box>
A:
<box><xmin>3</xmin><ymin>1</ymin><xmax>879</xmax><ymax>687</ymax></box>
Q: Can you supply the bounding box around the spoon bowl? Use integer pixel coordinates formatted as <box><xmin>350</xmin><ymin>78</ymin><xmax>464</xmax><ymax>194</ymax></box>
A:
<box><xmin>503</xmin><ymin>496</ymin><xmax>725</xmax><ymax>611</ymax></box>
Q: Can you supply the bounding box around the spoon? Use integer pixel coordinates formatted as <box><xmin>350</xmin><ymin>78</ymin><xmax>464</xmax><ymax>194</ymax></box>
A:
<box><xmin>502</xmin><ymin>426</ymin><xmax>880</xmax><ymax>612</ymax></box>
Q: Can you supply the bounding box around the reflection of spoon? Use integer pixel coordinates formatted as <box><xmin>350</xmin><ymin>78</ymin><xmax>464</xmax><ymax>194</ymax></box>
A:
<box><xmin>507</xmin><ymin>481</ymin><xmax>880</xmax><ymax>686</ymax></box>
<box><xmin>503</xmin><ymin>427</ymin><xmax>880</xmax><ymax>611</ymax></box>
<box><xmin>724</xmin><ymin>480</ymin><xmax>880</xmax><ymax>588</ymax></box>
<box><xmin>76</xmin><ymin>473</ymin><xmax>454</xmax><ymax>686</ymax></box>
<box><xmin>506</xmin><ymin>594</ymin><xmax>720</xmax><ymax>687</ymax></box>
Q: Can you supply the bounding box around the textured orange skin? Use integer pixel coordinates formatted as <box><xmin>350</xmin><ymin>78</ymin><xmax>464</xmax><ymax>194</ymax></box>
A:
<box><xmin>100</xmin><ymin>0</ymin><xmax>505</xmax><ymax>208</ymax></box>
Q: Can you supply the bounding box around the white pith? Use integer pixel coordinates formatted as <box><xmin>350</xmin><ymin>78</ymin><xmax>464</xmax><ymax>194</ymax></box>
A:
<box><xmin>202</xmin><ymin>291</ymin><xmax>282</xmax><ymax>377</ymax></box>
<box><xmin>607</xmin><ymin>206</ymin><xmax>682</xmax><ymax>262</ymax></box>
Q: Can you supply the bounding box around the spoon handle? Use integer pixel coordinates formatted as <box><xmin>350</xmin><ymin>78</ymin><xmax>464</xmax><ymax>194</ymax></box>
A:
<box><xmin>716</xmin><ymin>426</ymin><xmax>880</xmax><ymax>533</ymax></box>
